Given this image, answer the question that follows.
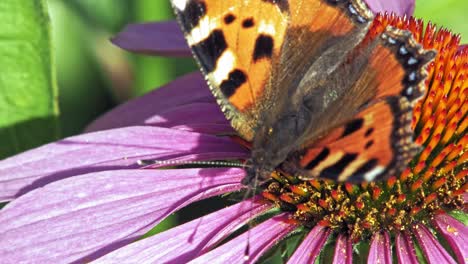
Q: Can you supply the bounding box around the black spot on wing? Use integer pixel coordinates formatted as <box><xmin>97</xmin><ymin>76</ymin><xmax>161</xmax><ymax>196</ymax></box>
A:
<box><xmin>253</xmin><ymin>35</ymin><xmax>274</xmax><ymax>62</ymax></box>
<box><xmin>242</xmin><ymin>18</ymin><xmax>255</xmax><ymax>28</ymax></box>
<box><xmin>365</xmin><ymin>127</ymin><xmax>374</xmax><ymax>137</ymax></box>
<box><xmin>224</xmin><ymin>14</ymin><xmax>236</xmax><ymax>24</ymax></box>
<box><xmin>365</xmin><ymin>140</ymin><xmax>374</xmax><ymax>149</ymax></box>
<box><xmin>304</xmin><ymin>148</ymin><xmax>330</xmax><ymax>170</ymax></box>
<box><xmin>342</xmin><ymin>118</ymin><xmax>364</xmax><ymax>137</ymax></box>
<box><xmin>349</xmin><ymin>158</ymin><xmax>379</xmax><ymax>181</ymax></box>
<box><xmin>220</xmin><ymin>69</ymin><xmax>247</xmax><ymax>97</ymax></box>
<box><xmin>178</xmin><ymin>0</ymin><xmax>207</xmax><ymax>31</ymax></box>
<box><xmin>320</xmin><ymin>153</ymin><xmax>358</xmax><ymax>180</ymax></box>
<box><xmin>261</xmin><ymin>0</ymin><xmax>289</xmax><ymax>12</ymax></box>
<box><xmin>191</xmin><ymin>30</ymin><xmax>227</xmax><ymax>73</ymax></box>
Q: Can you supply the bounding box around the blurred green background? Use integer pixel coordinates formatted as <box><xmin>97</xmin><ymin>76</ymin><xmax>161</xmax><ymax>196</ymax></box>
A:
<box><xmin>47</xmin><ymin>0</ymin><xmax>468</xmax><ymax>139</ymax></box>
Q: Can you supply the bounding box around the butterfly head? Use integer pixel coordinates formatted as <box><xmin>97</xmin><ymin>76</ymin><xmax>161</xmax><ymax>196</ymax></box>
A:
<box><xmin>241</xmin><ymin>142</ymin><xmax>280</xmax><ymax>187</ymax></box>
<box><xmin>241</xmin><ymin>113</ymin><xmax>309</xmax><ymax>187</ymax></box>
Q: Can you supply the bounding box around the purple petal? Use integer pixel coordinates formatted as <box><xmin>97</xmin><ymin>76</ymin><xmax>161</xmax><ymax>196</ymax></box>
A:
<box><xmin>432</xmin><ymin>214</ymin><xmax>468</xmax><ymax>264</ymax></box>
<box><xmin>93</xmin><ymin>196</ymin><xmax>273</xmax><ymax>263</ymax></box>
<box><xmin>86</xmin><ymin>72</ymin><xmax>222</xmax><ymax>132</ymax></box>
<box><xmin>333</xmin><ymin>234</ymin><xmax>353</xmax><ymax>264</ymax></box>
<box><xmin>171</xmin><ymin>123</ymin><xmax>235</xmax><ymax>135</ymax></box>
<box><xmin>367</xmin><ymin>231</ymin><xmax>392</xmax><ymax>264</ymax></box>
<box><xmin>189</xmin><ymin>214</ymin><xmax>297</xmax><ymax>264</ymax></box>
<box><xmin>365</xmin><ymin>0</ymin><xmax>414</xmax><ymax>16</ymax></box>
<box><xmin>144</xmin><ymin>102</ymin><xmax>234</xmax><ymax>134</ymax></box>
<box><xmin>395</xmin><ymin>232</ymin><xmax>419</xmax><ymax>264</ymax></box>
<box><xmin>0</xmin><ymin>125</ymin><xmax>247</xmax><ymax>201</ymax></box>
<box><xmin>112</xmin><ymin>20</ymin><xmax>191</xmax><ymax>57</ymax></box>
<box><xmin>0</xmin><ymin>168</ymin><xmax>245</xmax><ymax>263</ymax></box>
<box><xmin>288</xmin><ymin>225</ymin><xmax>330</xmax><ymax>264</ymax></box>
<box><xmin>413</xmin><ymin>223</ymin><xmax>457</xmax><ymax>264</ymax></box>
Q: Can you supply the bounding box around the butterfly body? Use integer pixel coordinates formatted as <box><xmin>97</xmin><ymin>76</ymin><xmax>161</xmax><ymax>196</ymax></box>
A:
<box><xmin>172</xmin><ymin>0</ymin><xmax>435</xmax><ymax>183</ymax></box>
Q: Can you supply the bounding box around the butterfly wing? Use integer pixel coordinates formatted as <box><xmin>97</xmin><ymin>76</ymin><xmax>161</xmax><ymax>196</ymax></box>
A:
<box><xmin>298</xmin><ymin>27</ymin><xmax>436</xmax><ymax>141</ymax></box>
<box><xmin>296</xmin><ymin>97</ymin><xmax>416</xmax><ymax>182</ymax></box>
<box><xmin>171</xmin><ymin>0</ymin><xmax>374</xmax><ymax>141</ymax></box>
<box><xmin>294</xmin><ymin>27</ymin><xmax>436</xmax><ymax>182</ymax></box>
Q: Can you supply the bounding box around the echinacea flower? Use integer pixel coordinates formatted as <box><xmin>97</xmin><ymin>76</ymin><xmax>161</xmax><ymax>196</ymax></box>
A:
<box><xmin>0</xmin><ymin>1</ymin><xmax>466</xmax><ymax>263</ymax></box>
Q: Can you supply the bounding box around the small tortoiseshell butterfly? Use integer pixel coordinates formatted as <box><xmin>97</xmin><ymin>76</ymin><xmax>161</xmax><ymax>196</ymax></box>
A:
<box><xmin>171</xmin><ymin>0</ymin><xmax>436</xmax><ymax>184</ymax></box>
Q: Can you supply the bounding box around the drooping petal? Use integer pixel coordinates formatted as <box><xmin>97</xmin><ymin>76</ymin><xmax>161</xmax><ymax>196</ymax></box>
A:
<box><xmin>367</xmin><ymin>231</ymin><xmax>392</xmax><ymax>264</ymax></box>
<box><xmin>189</xmin><ymin>214</ymin><xmax>297</xmax><ymax>264</ymax></box>
<box><xmin>0</xmin><ymin>126</ymin><xmax>247</xmax><ymax>201</ymax></box>
<box><xmin>0</xmin><ymin>168</ymin><xmax>245</xmax><ymax>263</ymax></box>
<box><xmin>93</xmin><ymin>196</ymin><xmax>273</xmax><ymax>263</ymax></box>
<box><xmin>365</xmin><ymin>0</ymin><xmax>414</xmax><ymax>16</ymax></box>
<box><xmin>413</xmin><ymin>223</ymin><xmax>457</xmax><ymax>264</ymax></box>
<box><xmin>395</xmin><ymin>232</ymin><xmax>419</xmax><ymax>264</ymax></box>
<box><xmin>288</xmin><ymin>225</ymin><xmax>330</xmax><ymax>264</ymax></box>
<box><xmin>111</xmin><ymin>20</ymin><xmax>191</xmax><ymax>57</ymax></box>
<box><xmin>332</xmin><ymin>234</ymin><xmax>353</xmax><ymax>264</ymax></box>
<box><xmin>86</xmin><ymin>72</ymin><xmax>219</xmax><ymax>132</ymax></box>
<box><xmin>432</xmin><ymin>214</ymin><xmax>468</xmax><ymax>264</ymax></box>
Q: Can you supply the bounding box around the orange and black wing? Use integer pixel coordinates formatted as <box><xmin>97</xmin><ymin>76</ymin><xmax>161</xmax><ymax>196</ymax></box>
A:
<box><xmin>171</xmin><ymin>0</ymin><xmax>374</xmax><ymax>141</ymax></box>
<box><xmin>297</xmin><ymin>97</ymin><xmax>416</xmax><ymax>182</ymax></box>
<box><xmin>295</xmin><ymin>27</ymin><xmax>435</xmax><ymax>182</ymax></box>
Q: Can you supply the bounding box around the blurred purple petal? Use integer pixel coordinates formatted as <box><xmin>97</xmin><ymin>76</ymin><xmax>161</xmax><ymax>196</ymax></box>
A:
<box><xmin>413</xmin><ymin>223</ymin><xmax>457</xmax><ymax>264</ymax></box>
<box><xmin>365</xmin><ymin>0</ymin><xmax>414</xmax><ymax>16</ymax></box>
<box><xmin>0</xmin><ymin>126</ymin><xmax>247</xmax><ymax>201</ymax></box>
<box><xmin>368</xmin><ymin>231</ymin><xmax>392</xmax><ymax>264</ymax></box>
<box><xmin>333</xmin><ymin>234</ymin><xmax>353</xmax><ymax>264</ymax></box>
<box><xmin>94</xmin><ymin>196</ymin><xmax>273</xmax><ymax>263</ymax></box>
<box><xmin>190</xmin><ymin>214</ymin><xmax>297</xmax><ymax>264</ymax></box>
<box><xmin>395</xmin><ymin>232</ymin><xmax>418</xmax><ymax>264</ymax></box>
<box><xmin>86</xmin><ymin>72</ymin><xmax>222</xmax><ymax>132</ymax></box>
<box><xmin>112</xmin><ymin>20</ymin><xmax>191</xmax><ymax>57</ymax></box>
<box><xmin>288</xmin><ymin>225</ymin><xmax>330</xmax><ymax>264</ymax></box>
<box><xmin>433</xmin><ymin>214</ymin><xmax>468</xmax><ymax>263</ymax></box>
<box><xmin>0</xmin><ymin>168</ymin><xmax>244</xmax><ymax>263</ymax></box>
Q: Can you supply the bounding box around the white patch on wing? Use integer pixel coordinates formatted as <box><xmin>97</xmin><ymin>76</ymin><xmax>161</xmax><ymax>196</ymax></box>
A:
<box><xmin>258</xmin><ymin>21</ymin><xmax>276</xmax><ymax>35</ymax></box>
<box><xmin>209</xmin><ymin>50</ymin><xmax>236</xmax><ymax>85</ymax></box>
<box><xmin>364</xmin><ymin>166</ymin><xmax>385</xmax><ymax>182</ymax></box>
<box><xmin>187</xmin><ymin>16</ymin><xmax>219</xmax><ymax>46</ymax></box>
<box><xmin>172</xmin><ymin>0</ymin><xmax>188</xmax><ymax>11</ymax></box>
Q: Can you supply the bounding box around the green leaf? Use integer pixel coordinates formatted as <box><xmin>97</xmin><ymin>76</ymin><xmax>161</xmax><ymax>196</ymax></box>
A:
<box><xmin>413</xmin><ymin>237</ymin><xmax>429</xmax><ymax>264</ymax></box>
<box><xmin>0</xmin><ymin>0</ymin><xmax>60</xmax><ymax>159</ymax></box>
<box><xmin>49</xmin><ymin>0</ymin><xmax>114</xmax><ymax>137</ymax></box>
<box><xmin>448</xmin><ymin>210</ymin><xmax>468</xmax><ymax>225</ymax></box>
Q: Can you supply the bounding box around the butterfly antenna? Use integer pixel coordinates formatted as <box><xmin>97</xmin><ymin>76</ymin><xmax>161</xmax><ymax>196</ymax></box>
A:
<box><xmin>137</xmin><ymin>159</ymin><xmax>247</xmax><ymax>168</ymax></box>
<box><xmin>242</xmin><ymin>185</ymin><xmax>253</xmax><ymax>263</ymax></box>
<box><xmin>242</xmin><ymin>168</ymin><xmax>261</xmax><ymax>263</ymax></box>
